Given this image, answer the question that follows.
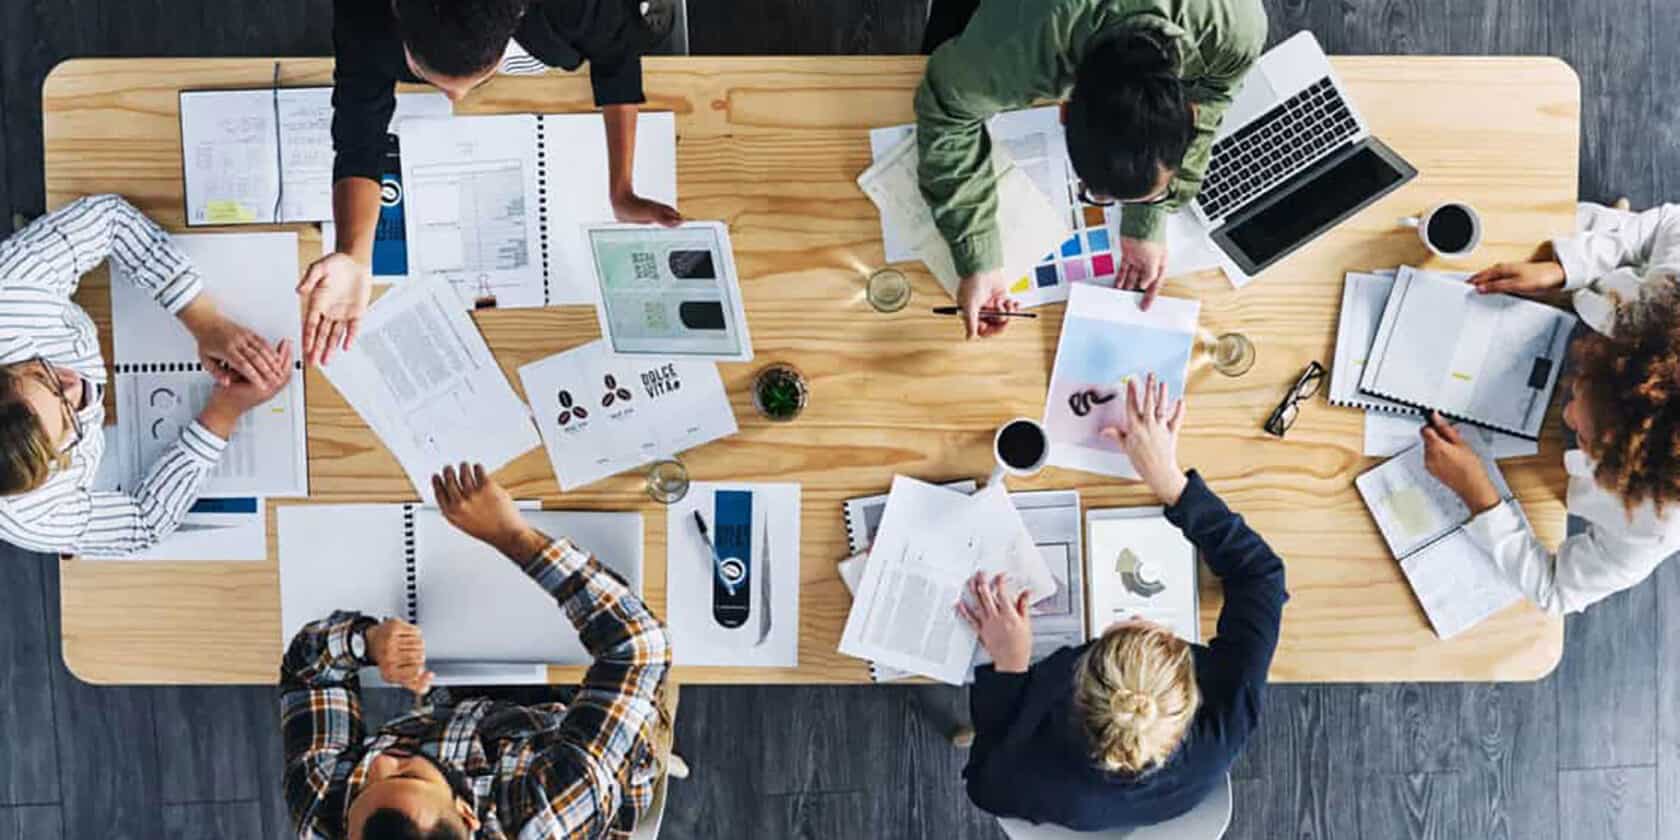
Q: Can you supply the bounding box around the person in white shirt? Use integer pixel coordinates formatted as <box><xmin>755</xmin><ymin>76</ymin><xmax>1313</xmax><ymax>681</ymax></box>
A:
<box><xmin>1421</xmin><ymin>200</ymin><xmax>1680</xmax><ymax>614</ymax></box>
<box><xmin>0</xmin><ymin>195</ymin><xmax>292</xmax><ymax>557</ymax></box>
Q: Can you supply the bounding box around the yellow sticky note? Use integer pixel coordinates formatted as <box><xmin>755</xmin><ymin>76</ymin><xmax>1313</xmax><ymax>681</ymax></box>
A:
<box><xmin>205</xmin><ymin>200</ymin><xmax>257</xmax><ymax>224</ymax></box>
<box><xmin>1450</xmin><ymin>371</ymin><xmax>1473</xmax><ymax>382</ymax></box>
<box><xmin>1010</xmin><ymin>276</ymin><xmax>1031</xmax><ymax>293</ymax></box>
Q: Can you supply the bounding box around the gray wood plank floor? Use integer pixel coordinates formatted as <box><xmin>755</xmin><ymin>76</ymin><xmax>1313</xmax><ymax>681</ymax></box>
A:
<box><xmin>1</xmin><ymin>1</ymin><xmax>1676</xmax><ymax>837</ymax></box>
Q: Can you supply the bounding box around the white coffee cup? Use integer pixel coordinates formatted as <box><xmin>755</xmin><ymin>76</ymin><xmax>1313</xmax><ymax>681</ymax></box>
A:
<box><xmin>989</xmin><ymin>417</ymin><xmax>1049</xmax><ymax>486</ymax></box>
<box><xmin>1400</xmin><ymin>202</ymin><xmax>1482</xmax><ymax>258</ymax></box>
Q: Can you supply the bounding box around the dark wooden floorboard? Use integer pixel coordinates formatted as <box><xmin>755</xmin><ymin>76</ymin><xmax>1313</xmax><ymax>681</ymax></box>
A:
<box><xmin>0</xmin><ymin>805</ymin><xmax>63</xmax><ymax>840</ymax></box>
<box><xmin>0</xmin><ymin>549</ymin><xmax>60</xmax><ymax>806</ymax></box>
<box><xmin>1550</xmin><ymin>0</ymin><xmax>1656</xmax><ymax>207</ymax></box>
<box><xmin>1358</xmin><ymin>772</ymin><xmax>1460</xmax><ymax>840</ymax></box>
<box><xmin>160</xmin><ymin>801</ymin><xmax>266</xmax><ymax>840</ymax></box>
<box><xmin>1455</xmin><ymin>680</ymin><xmax>1560</xmax><ymax>840</ymax></box>
<box><xmin>1655</xmin><ymin>561</ymin><xmax>1680</xmax><ymax>840</ymax></box>
<box><xmin>687</xmin><ymin>0</ymin><xmax>926</xmax><ymax>55</ymax></box>
<box><xmin>1554</xmin><ymin>582</ymin><xmax>1658</xmax><ymax>770</ymax></box>
<box><xmin>1447</xmin><ymin>0</ymin><xmax>1550</xmax><ymax>55</ymax></box>
<box><xmin>1558</xmin><ymin>766</ymin><xmax>1658</xmax><ymax>840</ymax></box>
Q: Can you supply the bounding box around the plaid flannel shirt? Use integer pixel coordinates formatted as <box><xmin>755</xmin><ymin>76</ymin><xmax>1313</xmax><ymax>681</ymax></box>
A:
<box><xmin>280</xmin><ymin>536</ymin><xmax>671</xmax><ymax>839</ymax></box>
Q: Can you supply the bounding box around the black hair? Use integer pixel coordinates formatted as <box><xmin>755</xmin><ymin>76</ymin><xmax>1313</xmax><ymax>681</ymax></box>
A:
<box><xmin>361</xmin><ymin>808</ymin><xmax>467</xmax><ymax>840</ymax></box>
<box><xmin>1064</xmin><ymin>28</ymin><xmax>1195</xmax><ymax>201</ymax></box>
<box><xmin>392</xmin><ymin>0</ymin><xmax>531</xmax><ymax>78</ymax></box>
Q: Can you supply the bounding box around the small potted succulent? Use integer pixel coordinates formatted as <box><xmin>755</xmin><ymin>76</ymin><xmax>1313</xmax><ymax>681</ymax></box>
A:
<box><xmin>752</xmin><ymin>363</ymin><xmax>809</xmax><ymax>422</ymax></box>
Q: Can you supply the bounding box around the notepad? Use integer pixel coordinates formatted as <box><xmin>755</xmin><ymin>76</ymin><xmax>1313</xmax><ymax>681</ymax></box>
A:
<box><xmin>1360</xmin><ymin>267</ymin><xmax>1576</xmax><ymax>440</ymax></box>
<box><xmin>398</xmin><ymin>112</ymin><xmax>677</xmax><ymax>308</ymax></box>
<box><xmin>1355</xmin><ymin>441</ymin><xmax>1525</xmax><ymax>639</ymax></box>
<box><xmin>180</xmin><ymin>87</ymin><xmax>449</xmax><ymax>226</ymax></box>
<box><xmin>109</xmin><ymin>232</ymin><xmax>308</xmax><ymax>497</ymax></box>
<box><xmin>278</xmin><ymin>504</ymin><xmax>643</xmax><ymax>666</ymax></box>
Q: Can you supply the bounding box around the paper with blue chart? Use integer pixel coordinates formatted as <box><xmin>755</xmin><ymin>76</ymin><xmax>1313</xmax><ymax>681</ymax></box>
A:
<box><xmin>664</xmin><ymin>482</ymin><xmax>801</xmax><ymax>667</ymax></box>
<box><xmin>1044</xmin><ymin>283</ymin><xmax>1200</xmax><ymax>479</ymax></box>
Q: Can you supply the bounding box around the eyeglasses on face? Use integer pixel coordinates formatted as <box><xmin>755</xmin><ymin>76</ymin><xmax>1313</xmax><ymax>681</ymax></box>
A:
<box><xmin>1263</xmin><ymin>361</ymin><xmax>1326</xmax><ymax>438</ymax></box>
<box><xmin>1077</xmin><ymin>182</ymin><xmax>1173</xmax><ymax>209</ymax></box>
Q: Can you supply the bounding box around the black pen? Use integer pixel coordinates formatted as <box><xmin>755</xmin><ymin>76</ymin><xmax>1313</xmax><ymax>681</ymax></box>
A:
<box><xmin>930</xmin><ymin>306</ymin><xmax>1039</xmax><ymax>319</ymax></box>
<box><xmin>692</xmin><ymin>511</ymin><xmax>737</xmax><ymax>596</ymax></box>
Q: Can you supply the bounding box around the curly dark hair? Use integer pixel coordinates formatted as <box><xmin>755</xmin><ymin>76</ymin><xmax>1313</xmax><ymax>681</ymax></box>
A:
<box><xmin>1571</xmin><ymin>282</ymin><xmax>1680</xmax><ymax>515</ymax></box>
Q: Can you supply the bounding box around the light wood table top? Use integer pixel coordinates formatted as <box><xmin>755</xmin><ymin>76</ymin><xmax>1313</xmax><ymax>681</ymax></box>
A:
<box><xmin>43</xmin><ymin>55</ymin><xmax>1579</xmax><ymax>685</ymax></box>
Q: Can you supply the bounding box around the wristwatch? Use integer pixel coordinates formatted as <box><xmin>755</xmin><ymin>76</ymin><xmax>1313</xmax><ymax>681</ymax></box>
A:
<box><xmin>350</xmin><ymin>628</ymin><xmax>367</xmax><ymax>662</ymax></box>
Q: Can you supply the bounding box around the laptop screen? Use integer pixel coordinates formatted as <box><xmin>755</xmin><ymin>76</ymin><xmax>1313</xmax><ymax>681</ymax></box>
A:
<box><xmin>1216</xmin><ymin>143</ymin><xmax>1414</xmax><ymax>274</ymax></box>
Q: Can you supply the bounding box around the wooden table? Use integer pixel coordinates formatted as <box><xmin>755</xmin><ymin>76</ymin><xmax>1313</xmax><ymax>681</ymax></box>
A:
<box><xmin>43</xmin><ymin>56</ymin><xmax>1578</xmax><ymax>685</ymax></box>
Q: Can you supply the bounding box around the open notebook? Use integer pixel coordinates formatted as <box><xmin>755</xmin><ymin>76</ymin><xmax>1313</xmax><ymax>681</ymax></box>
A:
<box><xmin>397</xmin><ymin>112</ymin><xmax>677</xmax><ymax>308</ymax></box>
<box><xmin>110</xmin><ymin>232</ymin><xmax>308</xmax><ymax>497</ymax></box>
<box><xmin>1360</xmin><ymin>266</ymin><xmax>1576</xmax><ymax>440</ymax></box>
<box><xmin>1355</xmin><ymin>442</ymin><xmax>1525</xmax><ymax>639</ymax></box>
<box><xmin>279</xmin><ymin>505</ymin><xmax>643</xmax><ymax>671</ymax></box>
<box><xmin>179</xmin><ymin>87</ymin><xmax>450</xmax><ymax>225</ymax></box>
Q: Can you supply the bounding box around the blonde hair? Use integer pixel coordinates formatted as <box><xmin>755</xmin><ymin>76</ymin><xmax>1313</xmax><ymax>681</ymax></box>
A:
<box><xmin>1074</xmin><ymin>623</ymin><xmax>1200</xmax><ymax>775</ymax></box>
<box><xmin>0</xmin><ymin>367</ymin><xmax>62</xmax><ymax>496</ymax></box>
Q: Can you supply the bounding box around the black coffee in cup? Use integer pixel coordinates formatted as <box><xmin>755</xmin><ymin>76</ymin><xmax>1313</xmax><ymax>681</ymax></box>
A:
<box><xmin>1426</xmin><ymin>204</ymin><xmax>1476</xmax><ymax>254</ymax></box>
<box><xmin>997</xmin><ymin>419</ymin><xmax>1048</xmax><ymax>470</ymax></box>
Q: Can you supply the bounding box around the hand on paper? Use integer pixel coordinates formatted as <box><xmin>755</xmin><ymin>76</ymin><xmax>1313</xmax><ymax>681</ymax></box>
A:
<box><xmin>956</xmin><ymin>571</ymin><xmax>1033</xmax><ymax>674</ymax></box>
<box><xmin>1117</xmin><ymin>237</ymin><xmax>1167</xmax><ymax>310</ymax></box>
<box><xmin>1467</xmin><ymin>260</ymin><xmax>1566</xmax><ymax>297</ymax></box>
<box><xmin>1420</xmin><ymin>413</ymin><xmax>1502</xmax><ymax>513</ymax></box>
<box><xmin>178</xmin><ymin>296</ymin><xmax>286</xmax><ymax>386</ymax></box>
<box><xmin>957</xmin><ymin>270</ymin><xmax>1019</xmax><ymax>339</ymax></box>
<box><xmin>296</xmin><ymin>252</ymin><xmax>373</xmax><ymax>366</ymax></box>
<box><xmin>432</xmin><ymin>462</ymin><xmax>539</xmax><ymax>559</ymax></box>
<box><xmin>366</xmin><ymin>618</ymin><xmax>434</xmax><ymax>696</ymax></box>
<box><xmin>611</xmin><ymin>190</ymin><xmax>683</xmax><ymax>227</ymax></box>
<box><xmin>199</xmin><ymin>339</ymin><xmax>293</xmax><ymax>438</ymax></box>
<box><xmin>1100</xmin><ymin>373</ymin><xmax>1189</xmax><ymax>505</ymax></box>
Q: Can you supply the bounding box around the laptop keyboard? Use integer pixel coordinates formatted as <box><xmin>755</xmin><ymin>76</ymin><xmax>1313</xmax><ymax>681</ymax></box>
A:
<box><xmin>1196</xmin><ymin>78</ymin><xmax>1359</xmax><ymax>221</ymax></box>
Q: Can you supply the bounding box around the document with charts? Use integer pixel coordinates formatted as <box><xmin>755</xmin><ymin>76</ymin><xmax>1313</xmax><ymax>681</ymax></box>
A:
<box><xmin>838</xmin><ymin>477</ymin><xmax>1057</xmax><ymax>685</ymax></box>
<box><xmin>319</xmin><ymin>277</ymin><xmax>540</xmax><ymax>503</ymax></box>
<box><xmin>399</xmin><ymin>112</ymin><xmax>677</xmax><ymax>308</ymax></box>
<box><xmin>1043</xmin><ymin>283</ymin><xmax>1199</xmax><ymax>479</ymax></box>
<box><xmin>1360</xmin><ymin>266</ymin><xmax>1576</xmax><ymax>440</ymax></box>
<box><xmin>180</xmin><ymin>87</ymin><xmax>449</xmax><ymax>225</ymax></box>
<box><xmin>517</xmin><ymin>339</ymin><xmax>738</xmax><ymax>490</ymax></box>
<box><xmin>279</xmin><ymin>503</ymin><xmax>642</xmax><ymax>683</ymax></box>
<box><xmin>109</xmin><ymin>231</ymin><xmax>307</xmax><ymax>497</ymax></box>
<box><xmin>1086</xmin><ymin>507</ymin><xmax>1200</xmax><ymax>643</ymax></box>
<box><xmin>585</xmin><ymin>222</ymin><xmax>753</xmax><ymax>361</ymax></box>
<box><xmin>1355</xmin><ymin>440</ymin><xmax>1525</xmax><ymax>639</ymax></box>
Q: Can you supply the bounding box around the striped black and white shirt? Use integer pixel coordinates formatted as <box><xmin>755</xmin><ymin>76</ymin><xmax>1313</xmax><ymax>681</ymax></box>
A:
<box><xmin>0</xmin><ymin>194</ymin><xmax>227</xmax><ymax>557</ymax></box>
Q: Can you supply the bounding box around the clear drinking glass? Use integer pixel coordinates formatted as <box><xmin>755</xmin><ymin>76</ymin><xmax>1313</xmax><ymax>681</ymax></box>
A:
<box><xmin>645</xmin><ymin>457</ymin><xmax>690</xmax><ymax>504</ymax></box>
<box><xmin>866</xmin><ymin>268</ymin><xmax>911</xmax><ymax>313</ymax></box>
<box><xmin>1211</xmin><ymin>333</ymin><xmax>1256</xmax><ymax>377</ymax></box>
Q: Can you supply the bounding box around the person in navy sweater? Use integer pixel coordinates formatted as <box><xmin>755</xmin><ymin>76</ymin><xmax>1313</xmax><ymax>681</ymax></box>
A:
<box><xmin>957</xmin><ymin>373</ymin><xmax>1288</xmax><ymax>830</ymax></box>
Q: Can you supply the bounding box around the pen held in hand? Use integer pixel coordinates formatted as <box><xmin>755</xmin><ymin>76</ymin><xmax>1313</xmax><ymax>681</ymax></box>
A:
<box><xmin>930</xmin><ymin>306</ymin><xmax>1039</xmax><ymax>319</ymax></box>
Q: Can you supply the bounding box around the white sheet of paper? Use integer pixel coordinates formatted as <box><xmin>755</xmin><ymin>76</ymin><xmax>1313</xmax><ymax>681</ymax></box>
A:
<box><xmin>543</xmin><ymin>112</ymin><xmax>678</xmax><ymax>303</ymax></box>
<box><xmin>1044</xmin><ymin>284</ymin><xmax>1199</xmax><ymax>478</ymax></box>
<box><xmin>1329</xmin><ymin>270</ymin><xmax>1411</xmax><ymax>413</ymax></box>
<box><xmin>112</xmin><ymin>232</ymin><xmax>301</xmax><ymax>363</ymax></box>
<box><xmin>837</xmin><ymin>477</ymin><xmax>1054</xmax><ymax>684</ymax></box>
<box><xmin>1085</xmin><ymin>508</ymin><xmax>1200</xmax><ymax>643</ymax></box>
<box><xmin>857</xmin><ymin>130</ymin><xmax>1068</xmax><ymax>300</ymax></box>
<box><xmin>415</xmin><ymin>508</ymin><xmax>643</xmax><ymax>664</ymax></box>
<box><xmin>278</xmin><ymin>503</ymin><xmax>410</xmax><ymax>647</ymax></box>
<box><xmin>518</xmin><ymin>340</ymin><xmax>737</xmax><ymax>490</ymax></box>
<box><xmin>400</xmin><ymin>114</ymin><xmax>547</xmax><ymax>308</ymax></box>
<box><xmin>84</xmin><ymin>497</ymin><xmax>267</xmax><ymax>563</ymax></box>
<box><xmin>1399</xmin><ymin>530</ymin><xmax>1523</xmax><ymax>639</ymax></box>
<box><xmin>1363</xmin><ymin>413</ymin><xmax>1539</xmax><ymax>460</ymax></box>
<box><xmin>665</xmin><ymin>482</ymin><xmax>801</xmax><ymax>667</ymax></box>
<box><xmin>320</xmin><ymin>278</ymin><xmax>540</xmax><ymax>502</ymax></box>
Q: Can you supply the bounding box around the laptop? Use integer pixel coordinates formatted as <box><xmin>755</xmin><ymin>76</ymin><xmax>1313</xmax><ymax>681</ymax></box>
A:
<box><xmin>1191</xmin><ymin>32</ymin><xmax>1417</xmax><ymax>277</ymax></box>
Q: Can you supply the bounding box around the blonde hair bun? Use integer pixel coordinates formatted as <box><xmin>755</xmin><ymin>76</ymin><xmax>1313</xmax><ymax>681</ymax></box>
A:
<box><xmin>1074</xmin><ymin>623</ymin><xmax>1201</xmax><ymax>775</ymax></box>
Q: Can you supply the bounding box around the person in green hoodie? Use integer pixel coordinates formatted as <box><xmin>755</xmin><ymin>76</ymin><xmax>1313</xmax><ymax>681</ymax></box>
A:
<box><xmin>916</xmin><ymin>0</ymin><xmax>1266</xmax><ymax>337</ymax></box>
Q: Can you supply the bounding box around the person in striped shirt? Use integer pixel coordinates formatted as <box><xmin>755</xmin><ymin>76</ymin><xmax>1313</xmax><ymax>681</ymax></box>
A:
<box><xmin>0</xmin><ymin>194</ymin><xmax>292</xmax><ymax>557</ymax></box>
<box><xmin>281</xmin><ymin>464</ymin><xmax>672</xmax><ymax>840</ymax></box>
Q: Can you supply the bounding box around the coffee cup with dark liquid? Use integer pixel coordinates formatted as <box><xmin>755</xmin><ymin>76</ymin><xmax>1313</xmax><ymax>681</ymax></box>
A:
<box><xmin>1400</xmin><ymin>202</ymin><xmax>1482</xmax><ymax>258</ymax></box>
<box><xmin>990</xmin><ymin>417</ymin><xmax>1049</xmax><ymax>486</ymax></box>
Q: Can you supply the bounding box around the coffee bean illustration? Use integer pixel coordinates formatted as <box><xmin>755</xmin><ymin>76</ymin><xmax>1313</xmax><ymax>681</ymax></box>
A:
<box><xmin>558</xmin><ymin>390</ymin><xmax>573</xmax><ymax>408</ymax></box>
<box><xmin>573</xmin><ymin>406</ymin><xmax>588</xmax><ymax>419</ymax></box>
<box><xmin>604</xmin><ymin>374</ymin><xmax>618</xmax><ymax>389</ymax></box>
<box><xmin>616</xmin><ymin>387</ymin><xmax>633</xmax><ymax>402</ymax></box>
<box><xmin>558</xmin><ymin>410</ymin><xmax>573</xmax><ymax>426</ymax></box>
<box><xmin>602</xmin><ymin>392</ymin><xmax>616</xmax><ymax>407</ymax></box>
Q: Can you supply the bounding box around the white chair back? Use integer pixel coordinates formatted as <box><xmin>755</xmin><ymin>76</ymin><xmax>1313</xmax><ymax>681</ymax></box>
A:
<box><xmin>995</xmin><ymin>772</ymin><xmax>1232</xmax><ymax>840</ymax></box>
<box><xmin>628</xmin><ymin>769</ymin><xmax>671</xmax><ymax>840</ymax></box>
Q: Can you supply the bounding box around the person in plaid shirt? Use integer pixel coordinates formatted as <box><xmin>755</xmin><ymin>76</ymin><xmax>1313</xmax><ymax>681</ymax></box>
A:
<box><xmin>280</xmin><ymin>463</ymin><xmax>671</xmax><ymax>839</ymax></box>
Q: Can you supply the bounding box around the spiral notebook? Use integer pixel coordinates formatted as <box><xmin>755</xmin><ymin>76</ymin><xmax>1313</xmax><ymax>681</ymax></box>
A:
<box><xmin>397</xmin><ymin>112</ymin><xmax>677</xmax><ymax>309</ymax></box>
<box><xmin>1330</xmin><ymin>269</ymin><xmax>1410</xmax><ymax>414</ymax></box>
<box><xmin>109</xmin><ymin>231</ymin><xmax>308</xmax><ymax>497</ymax></box>
<box><xmin>278</xmin><ymin>504</ymin><xmax>644</xmax><ymax>671</ymax></box>
<box><xmin>1360</xmin><ymin>266</ymin><xmax>1576</xmax><ymax>441</ymax></box>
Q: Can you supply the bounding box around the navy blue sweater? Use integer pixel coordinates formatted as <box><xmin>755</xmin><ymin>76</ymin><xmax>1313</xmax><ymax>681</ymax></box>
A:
<box><xmin>963</xmin><ymin>471</ymin><xmax>1288</xmax><ymax>830</ymax></box>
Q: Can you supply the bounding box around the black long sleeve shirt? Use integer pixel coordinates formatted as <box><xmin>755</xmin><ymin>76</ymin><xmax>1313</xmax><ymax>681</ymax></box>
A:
<box><xmin>331</xmin><ymin>0</ymin><xmax>650</xmax><ymax>183</ymax></box>
<box><xmin>963</xmin><ymin>470</ymin><xmax>1289</xmax><ymax>830</ymax></box>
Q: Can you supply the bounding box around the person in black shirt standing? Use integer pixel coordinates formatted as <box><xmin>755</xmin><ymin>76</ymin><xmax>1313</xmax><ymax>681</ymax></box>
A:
<box><xmin>300</xmin><ymin>0</ymin><xmax>681</xmax><ymax>365</ymax></box>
